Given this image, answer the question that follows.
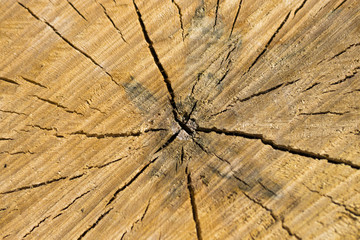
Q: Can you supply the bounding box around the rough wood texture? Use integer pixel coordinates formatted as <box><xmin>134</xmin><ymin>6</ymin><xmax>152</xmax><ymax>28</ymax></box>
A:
<box><xmin>1</xmin><ymin>0</ymin><xmax>360</xmax><ymax>239</ymax></box>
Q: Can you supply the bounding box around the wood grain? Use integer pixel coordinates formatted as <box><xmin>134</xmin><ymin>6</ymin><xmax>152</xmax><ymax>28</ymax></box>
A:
<box><xmin>1</xmin><ymin>0</ymin><xmax>359</xmax><ymax>239</ymax></box>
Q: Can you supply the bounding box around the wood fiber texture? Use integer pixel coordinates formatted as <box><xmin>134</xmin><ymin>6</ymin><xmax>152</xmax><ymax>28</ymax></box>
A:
<box><xmin>0</xmin><ymin>0</ymin><xmax>360</xmax><ymax>239</ymax></box>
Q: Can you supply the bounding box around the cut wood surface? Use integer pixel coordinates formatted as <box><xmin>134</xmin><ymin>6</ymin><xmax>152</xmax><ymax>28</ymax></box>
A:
<box><xmin>1</xmin><ymin>0</ymin><xmax>360</xmax><ymax>239</ymax></box>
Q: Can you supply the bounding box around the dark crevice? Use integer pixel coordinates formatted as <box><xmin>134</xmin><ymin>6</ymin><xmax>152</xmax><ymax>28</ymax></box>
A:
<box><xmin>99</xmin><ymin>3</ymin><xmax>127</xmax><ymax>43</ymax></box>
<box><xmin>330</xmin><ymin>66</ymin><xmax>360</xmax><ymax>85</ymax></box>
<box><xmin>258</xmin><ymin>181</ymin><xmax>277</xmax><ymax>196</ymax></box>
<box><xmin>213</xmin><ymin>152</ymin><xmax>231</xmax><ymax>165</ymax></box>
<box><xmin>0</xmin><ymin>109</ymin><xmax>27</xmax><ymax>116</ymax></box>
<box><xmin>0</xmin><ymin>76</ymin><xmax>19</xmax><ymax>85</ymax></box>
<box><xmin>133</xmin><ymin>0</ymin><xmax>194</xmax><ymax>136</ymax></box>
<box><xmin>67</xmin><ymin>0</ymin><xmax>87</xmax><ymax>21</ymax></box>
<box><xmin>32</xmin><ymin>95</ymin><xmax>83</xmax><ymax>116</ymax></box>
<box><xmin>71</xmin><ymin>128</ymin><xmax>166</xmax><ymax>139</ymax></box>
<box><xmin>345</xmin><ymin>89</ymin><xmax>360</xmax><ymax>94</ymax></box>
<box><xmin>18</xmin><ymin>2</ymin><xmax>119</xmax><ymax>86</ymax></box>
<box><xmin>27</xmin><ymin>124</ymin><xmax>57</xmax><ymax>132</ymax></box>
<box><xmin>214</xmin><ymin>0</ymin><xmax>220</xmax><ymax>28</ymax></box>
<box><xmin>173</xmin><ymin>110</ymin><xmax>194</xmax><ymax>135</ymax></box>
<box><xmin>21</xmin><ymin>76</ymin><xmax>48</xmax><ymax>88</ymax></box>
<box><xmin>240</xmin><ymin>191</ymin><xmax>301</xmax><ymax>239</ymax></box>
<box><xmin>106</xmin><ymin>157</ymin><xmax>159</xmax><ymax>206</ymax></box>
<box><xmin>233</xmin><ymin>175</ymin><xmax>251</xmax><ymax>187</ymax></box>
<box><xmin>303</xmin><ymin>184</ymin><xmax>360</xmax><ymax>217</ymax></box>
<box><xmin>171</xmin><ymin>0</ymin><xmax>185</xmax><ymax>40</ymax></box>
<box><xmin>86</xmin><ymin>156</ymin><xmax>126</xmax><ymax>169</ymax></box>
<box><xmin>186</xmin><ymin>167</ymin><xmax>203</xmax><ymax>240</ymax></box>
<box><xmin>333</xmin><ymin>0</ymin><xmax>348</xmax><ymax>11</ymax></box>
<box><xmin>185</xmin><ymin>101</ymin><xmax>197</xmax><ymax>122</ymax></box>
<box><xmin>141</xmin><ymin>199</ymin><xmax>151</xmax><ymax>221</ymax></box>
<box><xmin>77</xmin><ymin>208</ymin><xmax>113</xmax><ymax>240</ymax></box>
<box><xmin>190</xmin><ymin>72</ymin><xmax>203</xmax><ymax>97</ymax></box>
<box><xmin>60</xmin><ymin>190</ymin><xmax>91</xmax><ymax>212</ymax></box>
<box><xmin>132</xmin><ymin>0</ymin><xmax>177</xmax><ymax>111</ymax></box>
<box><xmin>245</xmin><ymin>11</ymin><xmax>291</xmax><ymax>74</ymax></box>
<box><xmin>1</xmin><ymin>176</ymin><xmax>67</xmax><ymax>194</ymax></box>
<box><xmin>229</xmin><ymin>0</ymin><xmax>242</xmax><ymax>39</ymax></box>
<box><xmin>155</xmin><ymin>132</ymin><xmax>179</xmax><ymax>153</ymax></box>
<box><xmin>192</xmin><ymin>138</ymin><xmax>209</xmax><ymax>155</ymax></box>
<box><xmin>217</xmin><ymin>68</ymin><xmax>230</xmax><ymax>85</ymax></box>
<box><xmin>0</xmin><ymin>151</ymin><xmax>34</xmax><ymax>155</ymax></box>
<box><xmin>0</xmin><ymin>138</ymin><xmax>14</xmax><ymax>141</ymax></box>
<box><xmin>210</xmin><ymin>108</ymin><xmax>229</xmax><ymax>118</ymax></box>
<box><xmin>176</xmin><ymin>146</ymin><xmax>185</xmax><ymax>172</ymax></box>
<box><xmin>192</xmin><ymin>137</ymin><xmax>230</xmax><ymax>165</ymax></box>
<box><xmin>213</xmin><ymin>79</ymin><xmax>298</xmax><ymax>118</ymax></box>
<box><xmin>299</xmin><ymin>111</ymin><xmax>349</xmax><ymax>116</ymax></box>
<box><xmin>196</xmin><ymin>126</ymin><xmax>360</xmax><ymax>170</ymax></box>
<box><xmin>23</xmin><ymin>216</ymin><xmax>50</xmax><ymax>239</ymax></box>
<box><xmin>53</xmin><ymin>190</ymin><xmax>91</xmax><ymax>220</ymax></box>
<box><xmin>236</xmin><ymin>79</ymin><xmax>299</xmax><ymax>103</ymax></box>
<box><xmin>223</xmin><ymin>44</ymin><xmax>237</xmax><ymax>65</ymax></box>
<box><xmin>303</xmin><ymin>82</ymin><xmax>320</xmax><ymax>92</ymax></box>
<box><xmin>126</xmin><ymin>199</ymin><xmax>151</xmax><ymax>235</ymax></box>
<box><xmin>120</xmin><ymin>231</ymin><xmax>127</xmax><ymax>240</ymax></box>
<box><xmin>329</xmin><ymin>42</ymin><xmax>360</xmax><ymax>61</ymax></box>
<box><xmin>69</xmin><ymin>173</ymin><xmax>85</xmax><ymax>181</ymax></box>
<box><xmin>294</xmin><ymin>0</ymin><xmax>307</xmax><ymax>17</ymax></box>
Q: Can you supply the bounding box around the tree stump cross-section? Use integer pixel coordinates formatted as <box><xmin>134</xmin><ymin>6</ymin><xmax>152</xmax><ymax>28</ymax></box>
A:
<box><xmin>0</xmin><ymin>0</ymin><xmax>360</xmax><ymax>239</ymax></box>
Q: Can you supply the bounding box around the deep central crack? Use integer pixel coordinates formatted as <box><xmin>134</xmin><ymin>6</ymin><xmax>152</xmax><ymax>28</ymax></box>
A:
<box><xmin>133</xmin><ymin>0</ymin><xmax>198</xmax><ymax>146</ymax></box>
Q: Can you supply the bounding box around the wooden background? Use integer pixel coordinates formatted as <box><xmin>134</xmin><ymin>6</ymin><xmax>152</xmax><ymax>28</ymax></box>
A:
<box><xmin>0</xmin><ymin>0</ymin><xmax>359</xmax><ymax>239</ymax></box>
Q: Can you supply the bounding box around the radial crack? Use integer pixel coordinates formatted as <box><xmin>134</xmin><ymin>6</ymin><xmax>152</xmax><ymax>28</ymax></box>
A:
<box><xmin>0</xmin><ymin>109</ymin><xmax>27</xmax><ymax>116</ymax></box>
<box><xmin>245</xmin><ymin>11</ymin><xmax>291</xmax><ymax>74</ymax></box>
<box><xmin>196</xmin><ymin>126</ymin><xmax>360</xmax><ymax>170</ymax></box>
<box><xmin>334</xmin><ymin>0</ymin><xmax>348</xmax><ymax>11</ymax></box>
<box><xmin>86</xmin><ymin>156</ymin><xmax>126</xmax><ymax>169</ymax></box>
<box><xmin>156</xmin><ymin>131</ymin><xmax>179</xmax><ymax>153</ymax></box>
<box><xmin>106</xmin><ymin>157</ymin><xmax>159</xmax><ymax>206</ymax></box>
<box><xmin>99</xmin><ymin>3</ymin><xmax>127</xmax><ymax>43</ymax></box>
<box><xmin>299</xmin><ymin>111</ymin><xmax>349</xmax><ymax>116</ymax></box>
<box><xmin>21</xmin><ymin>76</ymin><xmax>48</xmax><ymax>88</ymax></box>
<box><xmin>0</xmin><ymin>138</ymin><xmax>14</xmax><ymax>141</ymax></box>
<box><xmin>32</xmin><ymin>95</ymin><xmax>83</xmax><ymax>116</ymax></box>
<box><xmin>77</xmin><ymin>208</ymin><xmax>113</xmax><ymax>240</ymax></box>
<box><xmin>0</xmin><ymin>76</ymin><xmax>19</xmax><ymax>85</ymax></box>
<box><xmin>214</xmin><ymin>0</ymin><xmax>220</xmax><ymax>28</ymax></box>
<box><xmin>329</xmin><ymin>42</ymin><xmax>360</xmax><ymax>61</ymax></box>
<box><xmin>186</xmin><ymin>167</ymin><xmax>203</xmax><ymax>240</ymax></box>
<box><xmin>330</xmin><ymin>66</ymin><xmax>360</xmax><ymax>85</ymax></box>
<box><xmin>18</xmin><ymin>2</ymin><xmax>119</xmax><ymax>86</ymax></box>
<box><xmin>171</xmin><ymin>0</ymin><xmax>185</xmax><ymax>40</ymax></box>
<box><xmin>53</xmin><ymin>190</ymin><xmax>91</xmax><ymax>219</ymax></box>
<box><xmin>132</xmin><ymin>0</ymin><xmax>177</xmax><ymax>112</ymax></box>
<box><xmin>67</xmin><ymin>0</ymin><xmax>87</xmax><ymax>21</ymax></box>
<box><xmin>303</xmin><ymin>184</ymin><xmax>360</xmax><ymax>217</ymax></box>
<box><xmin>229</xmin><ymin>0</ymin><xmax>242</xmax><ymax>39</ymax></box>
<box><xmin>1</xmin><ymin>176</ymin><xmax>67</xmax><ymax>194</ymax></box>
<box><xmin>213</xmin><ymin>79</ymin><xmax>298</xmax><ymax>118</ymax></box>
<box><xmin>23</xmin><ymin>216</ymin><xmax>50</xmax><ymax>239</ymax></box>
<box><xmin>71</xmin><ymin>128</ymin><xmax>166</xmax><ymax>139</ymax></box>
<box><xmin>123</xmin><ymin>199</ymin><xmax>151</xmax><ymax>236</ymax></box>
<box><xmin>294</xmin><ymin>0</ymin><xmax>307</xmax><ymax>17</ymax></box>
<box><xmin>240</xmin><ymin>190</ymin><xmax>301</xmax><ymax>239</ymax></box>
<box><xmin>303</xmin><ymin>82</ymin><xmax>320</xmax><ymax>92</ymax></box>
<box><xmin>236</xmin><ymin>79</ymin><xmax>298</xmax><ymax>103</ymax></box>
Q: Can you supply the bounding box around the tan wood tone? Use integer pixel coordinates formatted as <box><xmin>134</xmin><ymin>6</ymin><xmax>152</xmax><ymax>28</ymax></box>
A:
<box><xmin>1</xmin><ymin>0</ymin><xmax>360</xmax><ymax>239</ymax></box>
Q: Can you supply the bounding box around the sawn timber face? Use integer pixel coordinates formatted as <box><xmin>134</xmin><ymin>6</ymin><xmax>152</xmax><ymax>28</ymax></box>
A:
<box><xmin>0</xmin><ymin>0</ymin><xmax>360</xmax><ymax>239</ymax></box>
